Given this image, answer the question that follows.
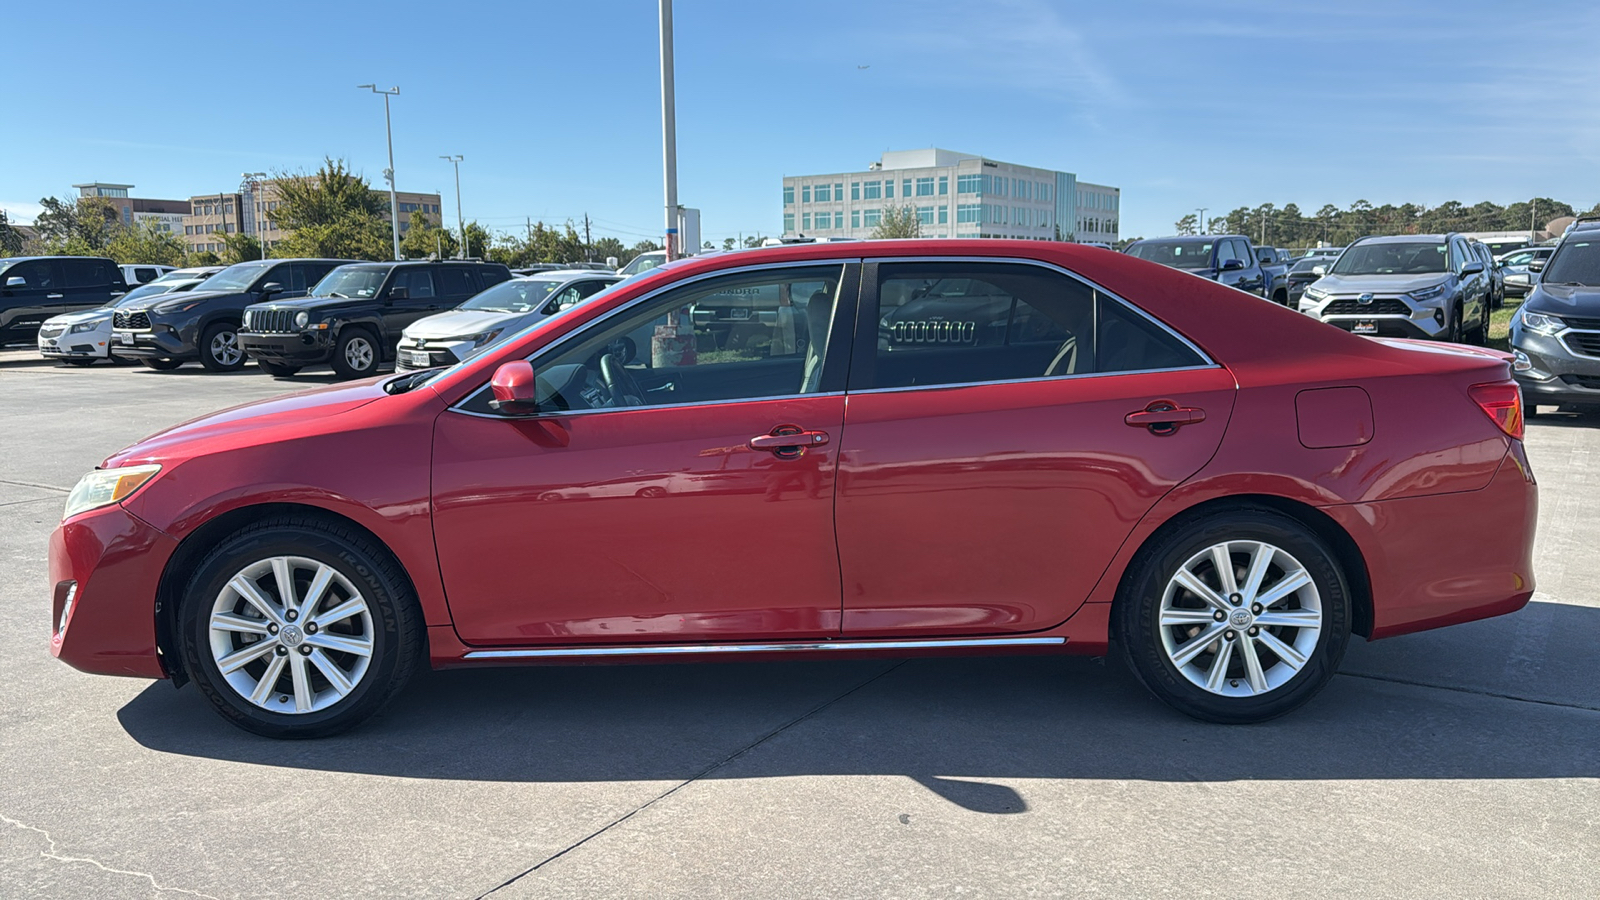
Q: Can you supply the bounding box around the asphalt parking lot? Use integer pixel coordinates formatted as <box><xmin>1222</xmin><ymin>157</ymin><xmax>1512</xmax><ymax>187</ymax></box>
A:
<box><xmin>1</xmin><ymin>352</ymin><xmax>1596</xmax><ymax>899</ymax></box>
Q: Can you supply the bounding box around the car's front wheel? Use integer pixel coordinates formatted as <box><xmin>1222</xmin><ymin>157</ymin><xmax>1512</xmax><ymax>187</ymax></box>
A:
<box><xmin>178</xmin><ymin>516</ymin><xmax>423</xmax><ymax>738</ymax></box>
<box><xmin>257</xmin><ymin>360</ymin><xmax>301</xmax><ymax>378</ymax></box>
<box><xmin>199</xmin><ymin>322</ymin><xmax>245</xmax><ymax>372</ymax></box>
<box><xmin>331</xmin><ymin>328</ymin><xmax>380</xmax><ymax>380</ymax></box>
<box><xmin>1116</xmin><ymin>508</ymin><xmax>1351</xmax><ymax>724</ymax></box>
<box><xmin>138</xmin><ymin>358</ymin><xmax>183</xmax><ymax>371</ymax></box>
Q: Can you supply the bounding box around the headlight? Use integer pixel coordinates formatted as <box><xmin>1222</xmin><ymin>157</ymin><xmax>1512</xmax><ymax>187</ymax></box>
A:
<box><xmin>441</xmin><ymin>330</ymin><xmax>505</xmax><ymax>348</ymax></box>
<box><xmin>1303</xmin><ymin>287</ymin><xmax>1329</xmax><ymax>302</ymax></box>
<box><xmin>62</xmin><ymin>465</ymin><xmax>161</xmax><ymax>521</ymax></box>
<box><xmin>1519</xmin><ymin>309</ymin><xmax>1565</xmax><ymax>335</ymax></box>
<box><xmin>1409</xmin><ymin>283</ymin><xmax>1447</xmax><ymax>302</ymax></box>
<box><xmin>69</xmin><ymin>321</ymin><xmax>99</xmax><ymax>334</ymax></box>
<box><xmin>294</xmin><ymin>311</ymin><xmax>310</xmax><ymax>329</ymax></box>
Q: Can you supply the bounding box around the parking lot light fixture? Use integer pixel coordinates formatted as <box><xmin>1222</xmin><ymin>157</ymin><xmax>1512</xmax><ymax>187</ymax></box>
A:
<box><xmin>359</xmin><ymin>84</ymin><xmax>402</xmax><ymax>260</ymax></box>
<box><xmin>440</xmin><ymin>155</ymin><xmax>465</xmax><ymax>259</ymax></box>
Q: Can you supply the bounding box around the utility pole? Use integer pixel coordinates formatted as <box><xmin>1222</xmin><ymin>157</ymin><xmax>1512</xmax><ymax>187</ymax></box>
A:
<box><xmin>440</xmin><ymin>155</ymin><xmax>465</xmax><ymax>258</ymax></box>
<box><xmin>359</xmin><ymin>84</ymin><xmax>402</xmax><ymax>260</ymax></box>
<box><xmin>583</xmin><ymin>214</ymin><xmax>593</xmax><ymax>260</ymax></box>
<box><xmin>659</xmin><ymin>0</ymin><xmax>679</xmax><ymax>260</ymax></box>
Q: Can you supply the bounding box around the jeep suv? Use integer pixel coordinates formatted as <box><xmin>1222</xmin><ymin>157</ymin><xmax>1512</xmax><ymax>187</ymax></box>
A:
<box><xmin>1297</xmin><ymin>233</ymin><xmax>1490</xmax><ymax>343</ymax></box>
<box><xmin>110</xmin><ymin>258</ymin><xmax>355</xmax><ymax>371</ymax></box>
<box><xmin>240</xmin><ymin>260</ymin><xmax>512</xmax><ymax>378</ymax></box>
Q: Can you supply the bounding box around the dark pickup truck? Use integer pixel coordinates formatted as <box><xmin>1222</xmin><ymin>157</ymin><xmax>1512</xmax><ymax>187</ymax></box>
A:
<box><xmin>1254</xmin><ymin>245</ymin><xmax>1292</xmax><ymax>305</ymax></box>
<box><xmin>1124</xmin><ymin>234</ymin><xmax>1275</xmax><ymax>299</ymax></box>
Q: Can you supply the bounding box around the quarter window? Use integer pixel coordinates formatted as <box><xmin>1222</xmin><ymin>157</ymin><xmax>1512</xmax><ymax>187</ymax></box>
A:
<box><xmin>863</xmin><ymin>262</ymin><xmax>1204</xmax><ymax>391</ymax></box>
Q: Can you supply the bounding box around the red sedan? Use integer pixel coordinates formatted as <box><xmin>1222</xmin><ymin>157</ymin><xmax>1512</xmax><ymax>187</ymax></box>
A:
<box><xmin>48</xmin><ymin>241</ymin><xmax>1537</xmax><ymax>737</ymax></box>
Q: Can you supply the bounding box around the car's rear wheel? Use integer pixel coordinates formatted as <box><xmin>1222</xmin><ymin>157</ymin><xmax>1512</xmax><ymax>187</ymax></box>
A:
<box><xmin>1116</xmin><ymin>508</ymin><xmax>1351</xmax><ymax>724</ymax></box>
<box><xmin>199</xmin><ymin>322</ymin><xmax>245</xmax><ymax>372</ymax></box>
<box><xmin>178</xmin><ymin>516</ymin><xmax>423</xmax><ymax>738</ymax></box>
<box><xmin>331</xmin><ymin>328</ymin><xmax>379</xmax><ymax>380</ymax></box>
<box><xmin>258</xmin><ymin>360</ymin><xmax>302</xmax><ymax>378</ymax></box>
<box><xmin>62</xmin><ymin>359</ymin><xmax>95</xmax><ymax>367</ymax></box>
<box><xmin>139</xmin><ymin>358</ymin><xmax>183</xmax><ymax>371</ymax></box>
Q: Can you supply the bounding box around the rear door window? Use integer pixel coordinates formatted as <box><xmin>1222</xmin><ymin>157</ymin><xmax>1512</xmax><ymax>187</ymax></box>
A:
<box><xmin>62</xmin><ymin>259</ymin><xmax>107</xmax><ymax>288</ymax></box>
<box><xmin>397</xmin><ymin>268</ymin><xmax>436</xmax><ymax>299</ymax></box>
<box><xmin>435</xmin><ymin>266</ymin><xmax>476</xmax><ymax>299</ymax></box>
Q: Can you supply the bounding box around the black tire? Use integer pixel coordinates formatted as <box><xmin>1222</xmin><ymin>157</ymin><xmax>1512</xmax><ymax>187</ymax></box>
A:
<box><xmin>1272</xmin><ymin>289</ymin><xmax>1288</xmax><ymax>306</ymax></box>
<box><xmin>199</xmin><ymin>321</ymin><xmax>245</xmax><ymax>372</ymax></box>
<box><xmin>1444</xmin><ymin>303</ymin><xmax>1463</xmax><ymax>343</ymax></box>
<box><xmin>1115</xmin><ymin>507</ymin><xmax>1351</xmax><ymax>724</ymax></box>
<box><xmin>178</xmin><ymin>515</ymin><xmax>423</xmax><ymax>739</ymax></box>
<box><xmin>62</xmin><ymin>358</ymin><xmax>96</xmax><ymax>367</ymax></box>
<box><xmin>330</xmin><ymin>328</ymin><xmax>380</xmax><ymax>380</ymax></box>
<box><xmin>138</xmin><ymin>357</ymin><xmax>183</xmax><ymax>371</ymax></box>
<box><xmin>1473</xmin><ymin>298</ymin><xmax>1491</xmax><ymax>345</ymax></box>
<box><xmin>258</xmin><ymin>360</ymin><xmax>302</xmax><ymax>378</ymax></box>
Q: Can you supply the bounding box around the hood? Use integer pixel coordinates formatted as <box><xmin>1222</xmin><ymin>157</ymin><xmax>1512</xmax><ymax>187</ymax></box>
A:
<box><xmin>253</xmin><ymin>295</ymin><xmax>357</xmax><ymax>312</ymax></box>
<box><xmin>138</xmin><ymin>288</ymin><xmax>247</xmax><ymax>312</ymax></box>
<box><xmin>44</xmin><ymin>308</ymin><xmax>113</xmax><ymax>326</ymax></box>
<box><xmin>404</xmin><ymin>308</ymin><xmax>534</xmax><ymax>340</ymax></box>
<box><xmin>103</xmin><ymin>378</ymin><xmax>393</xmax><ymax>467</ymax></box>
<box><xmin>1311</xmin><ymin>273</ymin><xmax>1453</xmax><ymax>294</ymax></box>
<box><xmin>1523</xmin><ymin>282</ymin><xmax>1600</xmax><ymax>317</ymax></box>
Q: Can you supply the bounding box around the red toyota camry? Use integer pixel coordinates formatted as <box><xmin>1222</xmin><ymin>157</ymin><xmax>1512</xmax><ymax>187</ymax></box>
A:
<box><xmin>49</xmin><ymin>241</ymin><xmax>1537</xmax><ymax>737</ymax></box>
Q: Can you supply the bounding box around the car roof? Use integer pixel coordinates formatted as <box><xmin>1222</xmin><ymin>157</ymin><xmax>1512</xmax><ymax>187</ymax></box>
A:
<box><xmin>520</xmin><ymin>269</ymin><xmax>622</xmax><ymax>282</ymax></box>
<box><xmin>1357</xmin><ymin>234</ymin><xmax>1451</xmax><ymax>244</ymax></box>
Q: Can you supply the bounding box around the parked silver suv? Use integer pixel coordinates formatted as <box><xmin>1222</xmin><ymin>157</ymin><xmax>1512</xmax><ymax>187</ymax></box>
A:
<box><xmin>1297</xmin><ymin>233</ymin><xmax>1490</xmax><ymax>344</ymax></box>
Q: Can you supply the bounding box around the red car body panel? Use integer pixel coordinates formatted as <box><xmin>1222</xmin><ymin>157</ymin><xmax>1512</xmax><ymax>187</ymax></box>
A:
<box><xmin>45</xmin><ymin>240</ymin><xmax>1536</xmax><ymax>680</ymax></box>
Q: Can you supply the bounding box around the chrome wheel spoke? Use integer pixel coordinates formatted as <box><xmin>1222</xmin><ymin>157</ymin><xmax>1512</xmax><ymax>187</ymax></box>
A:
<box><xmin>1254</xmin><ymin>608</ymin><xmax>1322</xmax><ymax>629</ymax></box>
<box><xmin>1159</xmin><ymin>608</ymin><xmax>1219</xmax><ymax>627</ymax></box>
<box><xmin>210</xmin><ymin>611</ymin><xmax>270</xmax><ymax>637</ymax></box>
<box><xmin>310</xmin><ymin>595</ymin><xmax>364</xmax><ymax>628</ymax></box>
<box><xmin>1239</xmin><ymin>542</ymin><xmax>1274</xmax><ymax>605</ymax></box>
<box><xmin>1173</xmin><ymin>568</ymin><xmax>1230</xmax><ymax>612</ymax></box>
<box><xmin>217</xmin><ymin>639</ymin><xmax>276</xmax><ymax>675</ymax></box>
<box><xmin>1238</xmin><ymin>635</ymin><xmax>1268</xmax><ymax>693</ymax></box>
<box><xmin>1211</xmin><ymin>544</ymin><xmax>1239</xmax><ymax>597</ymax></box>
<box><xmin>1170</xmin><ymin>624</ymin><xmax>1225</xmax><ymax>668</ymax></box>
<box><xmin>229</xmin><ymin>575</ymin><xmax>284</xmax><ymax>624</ymax></box>
<box><xmin>287</xmin><ymin>653</ymin><xmax>314</xmax><ymax>713</ymax></box>
<box><xmin>247</xmin><ymin>654</ymin><xmax>288</xmax><ymax>705</ymax></box>
<box><xmin>1257</xmin><ymin>569</ymin><xmax>1312</xmax><ymax>609</ymax></box>
<box><xmin>1204</xmin><ymin>637</ymin><xmax>1235</xmax><ymax>692</ymax></box>
<box><xmin>308</xmin><ymin>649</ymin><xmax>356</xmax><ymax>697</ymax></box>
<box><xmin>1256</xmin><ymin>630</ymin><xmax>1309</xmax><ymax>671</ymax></box>
<box><xmin>271</xmin><ymin>557</ymin><xmax>299</xmax><ymax>615</ymax></box>
<box><xmin>306</xmin><ymin>631</ymin><xmax>373</xmax><ymax>658</ymax></box>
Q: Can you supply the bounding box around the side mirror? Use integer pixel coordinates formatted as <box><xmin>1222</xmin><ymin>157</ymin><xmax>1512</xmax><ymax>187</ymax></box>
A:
<box><xmin>4</xmin><ymin>276</ymin><xmax>24</xmax><ymax>288</ymax></box>
<box><xmin>1220</xmin><ymin>258</ymin><xmax>1246</xmax><ymax>272</ymax></box>
<box><xmin>1527</xmin><ymin>258</ymin><xmax>1546</xmax><ymax>273</ymax></box>
<box><xmin>1311</xmin><ymin>265</ymin><xmax>1327</xmax><ymax>277</ymax></box>
<box><xmin>488</xmin><ymin>360</ymin><xmax>539</xmax><ymax>414</ymax></box>
<box><xmin>387</xmin><ymin>285</ymin><xmax>409</xmax><ymax>301</ymax></box>
<box><xmin>258</xmin><ymin>281</ymin><xmax>284</xmax><ymax>296</ymax></box>
<box><xmin>1461</xmin><ymin>262</ymin><xmax>1485</xmax><ymax>276</ymax></box>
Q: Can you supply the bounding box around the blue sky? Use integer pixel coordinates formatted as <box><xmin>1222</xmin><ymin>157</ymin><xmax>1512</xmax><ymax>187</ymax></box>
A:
<box><xmin>3</xmin><ymin>0</ymin><xmax>1596</xmax><ymax>244</ymax></box>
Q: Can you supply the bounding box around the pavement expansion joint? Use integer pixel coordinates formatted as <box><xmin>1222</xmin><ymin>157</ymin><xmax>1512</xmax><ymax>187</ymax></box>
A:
<box><xmin>0</xmin><ymin>478</ymin><xmax>71</xmax><ymax>493</ymax></box>
<box><xmin>2</xmin><ymin>811</ymin><xmax>222</xmax><ymax>899</ymax></box>
<box><xmin>473</xmin><ymin>660</ymin><xmax>909</xmax><ymax>898</ymax></box>
<box><xmin>1337</xmin><ymin>670</ymin><xmax>1600</xmax><ymax>713</ymax></box>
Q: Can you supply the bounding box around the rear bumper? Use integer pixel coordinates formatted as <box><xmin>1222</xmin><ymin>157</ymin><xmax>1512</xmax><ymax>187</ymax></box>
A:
<box><xmin>240</xmin><ymin>331</ymin><xmax>334</xmax><ymax>365</ymax></box>
<box><xmin>1326</xmin><ymin>444</ymin><xmax>1537</xmax><ymax>640</ymax></box>
<box><xmin>48</xmin><ymin>504</ymin><xmax>176</xmax><ymax>679</ymax></box>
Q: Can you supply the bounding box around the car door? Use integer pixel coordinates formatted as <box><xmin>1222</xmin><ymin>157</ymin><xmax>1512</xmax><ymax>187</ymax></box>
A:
<box><xmin>431</xmin><ymin>261</ymin><xmax>859</xmax><ymax>646</ymax></box>
<box><xmin>0</xmin><ymin>259</ymin><xmax>61</xmax><ymax>340</ymax></box>
<box><xmin>382</xmin><ymin>268</ymin><xmax>443</xmax><ymax>340</ymax></box>
<box><xmin>835</xmin><ymin>259</ymin><xmax>1237</xmax><ymax>636</ymax></box>
<box><xmin>434</xmin><ymin>265</ymin><xmax>478</xmax><ymax>310</ymax></box>
<box><xmin>59</xmin><ymin>258</ymin><xmax>120</xmax><ymax>314</ymax></box>
<box><xmin>1214</xmin><ymin>239</ymin><xmax>1247</xmax><ymax>290</ymax></box>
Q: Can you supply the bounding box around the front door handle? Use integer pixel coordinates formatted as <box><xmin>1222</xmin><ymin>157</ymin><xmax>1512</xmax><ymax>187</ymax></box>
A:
<box><xmin>47</xmin><ymin>293</ymin><xmax>64</xmax><ymax>299</ymax></box>
<box><xmin>749</xmin><ymin>425</ymin><xmax>829</xmax><ymax>458</ymax></box>
<box><xmin>1125</xmin><ymin>401</ymin><xmax>1206</xmax><ymax>435</ymax></box>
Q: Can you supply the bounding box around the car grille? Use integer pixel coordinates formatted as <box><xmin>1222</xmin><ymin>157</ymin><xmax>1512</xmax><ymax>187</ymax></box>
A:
<box><xmin>112</xmin><ymin>310</ymin><xmax>150</xmax><ymax>330</ymax></box>
<box><xmin>1562</xmin><ymin>316</ymin><xmax>1600</xmax><ymax>330</ymax></box>
<box><xmin>1559</xmin><ymin>374</ymin><xmax>1600</xmax><ymax>390</ymax></box>
<box><xmin>244</xmin><ymin>308</ymin><xmax>298</xmax><ymax>333</ymax></box>
<box><xmin>1323</xmin><ymin>297</ymin><xmax>1411</xmax><ymax>316</ymax></box>
<box><xmin>1563</xmin><ymin>331</ymin><xmax>1600</xmax><ymax>358</ymax></box>
<box><xmin>37</xmin><ymin>324</ymin><xmax>66</xmax><ymax>339</ymax></box>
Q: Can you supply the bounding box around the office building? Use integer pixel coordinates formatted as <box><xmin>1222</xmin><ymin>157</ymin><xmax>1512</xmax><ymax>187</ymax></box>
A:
<box><xmin>781</xmin><ymin>148</ymin><xmax>1120</xmax><ymax>244</ymax></box>
<box><xmin>73</xmin><ymin>183</ymin><xmax>191</xmax><ymax>234</ymax></box>
<box><xmin>183</xmin><ymin>177</ymin><xmax>442</xmax><ymax>256</ymax></box>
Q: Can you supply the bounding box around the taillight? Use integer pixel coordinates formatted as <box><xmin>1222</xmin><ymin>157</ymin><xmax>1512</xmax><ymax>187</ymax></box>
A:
<box><xmin>1468</xmin><ymin>381</ymin><xmax>1524</xmax><ymax>440</ymax></box>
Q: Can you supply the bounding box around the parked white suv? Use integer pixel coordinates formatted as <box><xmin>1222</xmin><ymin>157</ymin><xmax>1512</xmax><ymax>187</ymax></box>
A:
<box><xmin>37</xmin><ymin>266</ymin><xmax>221</xmax><ymax>365</ymax></box>
<box><xmin>394</xmin><ymin>271</ymin><xmax>622</xmax><ymax>371</ymax></box>
<box><xmin>119</xmin><ymin>264</ymin><xmax>177</xmax><ymax>286</ymax></box>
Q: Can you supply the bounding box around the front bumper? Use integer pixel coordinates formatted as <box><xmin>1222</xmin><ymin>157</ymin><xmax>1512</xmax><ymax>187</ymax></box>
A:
<box><xmin>1299</xmin><ymin>293</ymin><xmax>1448</xmax><ymax>339</ymax></box>
<box><xmin>1513</xmin><ymin>327</ymin><xmax>1600</xmax><ymax>407</ymax></box>
<box><xmin>38</xmin><ymin>326</ymin><xmax>110</xmax><ymax>359</ymax></box>
<box><xmin>109</xmin><ymin>326</ymin><xmax>192</xmax><ymax>360</ymax></box>
<box><xmin>49</xmin><ymin>503</ymin><xmax>177</xmax><ymax>679</ymax></box>
<box><xmin>240</xmin><ymin>330</ymin><xmax>334</xmax><ymax>365</ymax></box>
<box><xmin>394</xmin><ymin>338</ymin><xmax>471</xmax><ymax>371</ymax></box>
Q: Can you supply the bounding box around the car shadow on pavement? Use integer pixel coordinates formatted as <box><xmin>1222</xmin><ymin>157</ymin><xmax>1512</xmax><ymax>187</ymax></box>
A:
<box><xmin>1528</xmin><ymin>408</ymin><xmax>1600</xmax><ymax>428</ymax></box>
<box><xmin>116</xmin><ymin>602</ymin><xmax>1600</xmax><ymax>812</ymax></box>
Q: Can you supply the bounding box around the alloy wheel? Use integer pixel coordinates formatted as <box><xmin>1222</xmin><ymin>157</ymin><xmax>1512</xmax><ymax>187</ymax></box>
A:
<box><xmin>1157</xmin><ymin>540</ymin><xmax>1322</xmax><ymax>698</ymax></box>
<box><xmin>344</xmin><ymin>336</ymin><xmax>375</xmax><ymax>371</ymax></box>
<box><xmin>210</xmin><ymin>330</ymin><xmax>242</xmax><ymax>366</ymax></box>
<box><xmin>207</xmin><ymin>556</ymin><xmax>375</xmax><ymax>714</ymax></box>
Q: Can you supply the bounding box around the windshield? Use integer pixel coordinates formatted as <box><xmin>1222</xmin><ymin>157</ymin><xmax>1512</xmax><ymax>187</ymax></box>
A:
<box><xmin>1127</xmin><ymin>241</ymin><xmax>1214</xmax><ymax>270</ymax></box>
<box><xmin>618</xmin><ymin>252</ymin><xmax>665</xmax><ymax>276</ymax></box>
<box><xmin>195</xmin><ymin>261</ymin><xmax>273</xmax><ymax>293</ymax></box>
<box><xmin>459</xmin><ymin>279</ymin><xmax>565</xmax><ymax>313</ymax></box>
<box><xmin>1330</xmin><ymin>241</ymin><xmax>1447</xmax><ymax>276</ymax></box>
<box><xmin>1541</xmin><ymin>239</ymin><xmax>1600</xmax><ymax>286</ymax></box>
<box><xmin>311</xmin><ymin>266</ymin><xmax>389</xmax><ymax>298</ymax></box>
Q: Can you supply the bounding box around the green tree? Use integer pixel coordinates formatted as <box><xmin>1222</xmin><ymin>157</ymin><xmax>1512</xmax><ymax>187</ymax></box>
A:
<box><xmin>189</xmin><ymin>250</ymin><xmax>221</xmax><ymax>266</ymax></box>
<box><xmin>721</xmin><ymin>237</ymin><xmax>736</xmax><ymax>251</ymax></box>
<box><xmin>266</xmin><ymin>158</ymin><xmax>392</xmax><ymax>260</ymax></box>
<box><xmin>1174</xmin><ymin>213</ymin><xmax>1198</xmax><ymax>236</ymax></box>
<box><xmin>591</xmin><ymin>236</ymin><xmax>626</xmax><ymax>264</ymax></box>
<box><xmin>742</xmin><ymin>234</ymin><xmax>767</xmax><ymax>248</ymax></box>
<box><xmin>34</xmin><ymin>196</ymin><xmax>118</xmax><ymax>254</ymax></box>
<box><xmin>210</xmin><ymin>230</ymin><xmax>264</xmax><ymax>265</ymax></box>
<box><xmin>0</xmin><ymin>209</ymin><xmax>22</xmax><ymax>256</ymax></box>
<box><xmin>401</xmin><ymin>211</ymin><xmax>459</xmax><ymax>260</ymax></box>
<box><xmin>107</xmin><ymin>221</ymin><xmax>189</xmax><ymax>266</ymax></box>
<box><xmin>461</xmin><ymin>221</ymin><xmax>492</xmax><ymax>260</ymax></box>
<box><xmin>871</xmin><ymin>205</ymin><xmax>921</xmax><ymax>239</ymax></box>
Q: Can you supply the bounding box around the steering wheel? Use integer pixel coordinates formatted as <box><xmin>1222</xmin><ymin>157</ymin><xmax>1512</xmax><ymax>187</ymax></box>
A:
<box><xmin>598</xmin><ymin>353</ymin><xmax>645</xmax><ymax>407</ymax></box>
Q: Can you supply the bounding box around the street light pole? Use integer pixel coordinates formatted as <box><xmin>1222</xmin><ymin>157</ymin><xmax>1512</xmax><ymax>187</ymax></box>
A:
<box><xmin>359</xmin><ymin>84</ymin><xmax>402</xmax><ymax>260</ymax></box>
<box><xmin>440</xmin><ymin>155</ymin><xmax>465</xmax><ymax>258</ymax></box>
<box><xmin>242</xmin><ymin>171</ymin><xmax>267</xmax><ymax>258</ymax></box>
<box><xmin>1196</xmin><ymin>207</ymin><xmax>1208</xmax><ymax>235</ymax></box>
<box><xmin>659</xmin><ymin>0</ymin><xmax>679</xmax><ymax>261</ymax></box>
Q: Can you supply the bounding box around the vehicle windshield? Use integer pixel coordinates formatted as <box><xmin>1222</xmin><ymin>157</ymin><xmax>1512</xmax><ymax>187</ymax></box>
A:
<box><xmin>1541</xmin><ymin>239</ymin><xmax>1600</xmax><ymax>286</ymax></box>
<box><xmin>459</xmin><ymin>279</ymin><xmax>565</xmax><ymax>313</ymax></box>
<box><xmin>1330</xmin><ymin>241</ymin><xmax>1447</xmax><ymax>276</ymax></box>
<box><xmin>618</xmin><ymin>252</ymin><xmax>665</xmax><ymax>276</ymax></box>
<box><xmin>194</xmin><ymin>261</ymin><xmax>274</xmax><ymax>292</ymax></box>
<box><xmin>1127</xmin><ymin>241</ymin><xmax>1214</xmax><ymax>270</ymax></box>
<box><xmin>311</xmin><ymin>266</ymin><xmax>389</xmax><ymax>298</ymax></box>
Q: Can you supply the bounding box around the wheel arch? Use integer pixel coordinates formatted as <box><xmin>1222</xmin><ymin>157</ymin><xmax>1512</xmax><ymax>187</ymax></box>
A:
<box><xmin>153</xmin><ymin>501</ymin><xmax>426</xmax><ymax>686</ymax></box>
<box><xmin>1109</xmin><ymin>493</ymin><xmax>1374</xmax><ymax>642</ymax></box>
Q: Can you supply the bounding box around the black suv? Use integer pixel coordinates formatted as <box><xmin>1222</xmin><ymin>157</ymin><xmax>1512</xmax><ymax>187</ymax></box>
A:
<box><xmin>1</xmin><ymin>256</ymin><xmax>128</xmax><ymax>345</ymax></box>
<box><xmin>240</xmin><ymin>260</ymin><xmax>513</xmax><ymax>378</ymax></box>
<box><xmin>110</xmin><ymin>258</ymin><xmax>354</xmax><ymax>371</ymax></box>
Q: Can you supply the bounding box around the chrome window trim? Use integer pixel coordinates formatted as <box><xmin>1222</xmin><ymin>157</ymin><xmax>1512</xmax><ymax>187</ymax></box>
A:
<box><xmin>447</xmin><ymin>391</ymin><xmax>846</xmax><ymax>422</ymax></box>
<box><xmin>452</xmin><ymin>257</ymin><xmax>862</xmax><ymax>416</ymax></box>
<box><xmin>845</xmin><ymin>365</ymin><xmax>1222</xmax><ymax>398</ymax></box>
<box><xmin>462</xmin><ymin>635</ymin><xmax>1066</xmax><ymax>660</ymax></box>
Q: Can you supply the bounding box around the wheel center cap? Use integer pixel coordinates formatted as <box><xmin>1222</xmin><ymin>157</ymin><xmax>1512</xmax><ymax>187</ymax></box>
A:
<box><xmin>1229</xmin><ymin>608</ymin><xmax>1253</xmax><ymax>628</ymax></box>
<box><xmin>279</xmin><ymin>624</ymin><xmax>305</xmax><ymax>647</ymax></box>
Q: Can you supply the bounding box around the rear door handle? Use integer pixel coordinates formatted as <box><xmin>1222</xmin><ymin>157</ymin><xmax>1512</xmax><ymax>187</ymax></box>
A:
<box><xmin>47</xmin><ymin>293</ymin><xmax>64</xmax><ymax>299</ymax></box>
<box><xmin>1126</xmin><ymin>402</ymin><xmax>1206</xmax><ymax>435</ymax></box>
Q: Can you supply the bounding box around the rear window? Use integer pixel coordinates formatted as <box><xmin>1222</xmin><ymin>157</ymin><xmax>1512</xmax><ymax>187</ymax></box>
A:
<box><xmin>1128</xmin><ymin>241</ymin><xmax>1214</xmax><ymax>270</ymax></box>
